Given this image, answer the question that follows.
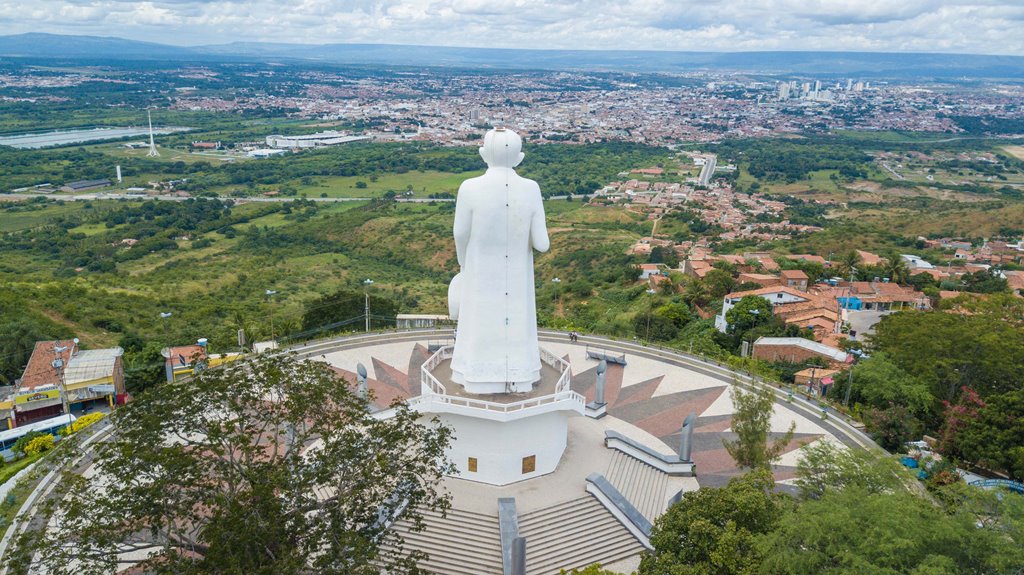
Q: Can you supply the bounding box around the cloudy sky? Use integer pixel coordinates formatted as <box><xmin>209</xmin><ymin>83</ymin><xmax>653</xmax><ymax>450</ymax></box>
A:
<box><xmin>2</xmin><ymin>0</ymin><xmax>1023</xmax><ymax>55</ymax></box>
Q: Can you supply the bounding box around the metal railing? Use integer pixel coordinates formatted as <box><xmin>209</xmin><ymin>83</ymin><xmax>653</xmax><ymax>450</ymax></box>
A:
<box><xmin>538</xmin><ymin>347</ymin><xmax>572</xmax><ymax>394</ymax></box>
<box><xmin>418</xmin><ymin>345</ymin><xmax>583</xmax><ymax>414</ymax></box>
<box><xmin>420</xmin><ymin>346</ymin><xmax>452</xmax><ymax>396</ymax></box>
<box><xmin>421</xmin><ymin>389</ymin><xmax>585</xmax><ymax>414</ymax></box>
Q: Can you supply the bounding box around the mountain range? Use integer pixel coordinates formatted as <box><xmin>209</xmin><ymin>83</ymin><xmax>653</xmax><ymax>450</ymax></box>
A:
<box><xmin>2</xmin><ymin>33</ymin><xmax>1023</xmax><ymax>78</ymax></box>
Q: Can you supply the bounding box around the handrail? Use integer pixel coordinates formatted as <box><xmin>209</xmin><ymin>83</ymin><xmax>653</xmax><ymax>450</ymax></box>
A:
<box><xmin>539</xmin><ymin>346</ymin><xmax>572</xmax><ymax>394</ymax></box>
<box><xmin>418</xmin><ymin>345</ymin><xmax>580</xmax><ymax>413</ymax></box>
<box><xmin>420</xmin><ymin>346</ymin><xmax>452</xmax><ymax>396</ymax></box>
<box><xmin>422</xmin><ymin>389</ymin><xmax>585</xmax><ymax>414</ymax></box>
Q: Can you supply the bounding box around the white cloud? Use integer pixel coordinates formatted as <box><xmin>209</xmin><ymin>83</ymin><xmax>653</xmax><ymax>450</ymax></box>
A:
<box><xmin>1</xmin><ymin>0</ymin><xmax>1022</xmax><ymax>55</ymax></box>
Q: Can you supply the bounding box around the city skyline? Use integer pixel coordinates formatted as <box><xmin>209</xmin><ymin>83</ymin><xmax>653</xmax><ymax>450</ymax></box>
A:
<box><xmin>1</xmin><ymin>0</ymin><xmax>1023</xmax><ymax>56</ymax></box>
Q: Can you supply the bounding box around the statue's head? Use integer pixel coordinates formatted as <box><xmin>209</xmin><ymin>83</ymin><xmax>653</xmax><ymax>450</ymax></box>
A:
<box><xmin>479</xmin><ymin>128</ymin><xmax>524</xmax><ymax>169</ymax></box>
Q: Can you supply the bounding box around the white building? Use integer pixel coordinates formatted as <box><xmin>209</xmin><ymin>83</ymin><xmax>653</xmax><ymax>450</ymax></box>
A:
<box><xmin>715</xmin><ymin>286</ymin><xmax>812</xmax><ymax>332</ymax></box>
<box><xmin>901</xmin><ymin>254</ymin><xmax>935</xmax><ymax>269</ymax></box>
<box><xmin>265</xmin><ymin>132</ymin><xmax>369</xmax><ymax>149</ymax></box>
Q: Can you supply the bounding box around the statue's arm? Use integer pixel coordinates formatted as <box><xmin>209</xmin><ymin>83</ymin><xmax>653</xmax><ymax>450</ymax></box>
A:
<box><xmin>453</xmin><ymin>186</ymin><xmax>471</xmax><ymax>267</ymax></box>
<box><xmin>530</xmin><ymin>186</ymin><xmax>550</xmax><ymax>253</ymax></box>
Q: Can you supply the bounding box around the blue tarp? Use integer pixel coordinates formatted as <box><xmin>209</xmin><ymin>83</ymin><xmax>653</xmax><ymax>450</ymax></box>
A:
<box><xmin>838</xmin><ymin>296</ymin><xmax>863</xmax><ymax>310</ymax></box>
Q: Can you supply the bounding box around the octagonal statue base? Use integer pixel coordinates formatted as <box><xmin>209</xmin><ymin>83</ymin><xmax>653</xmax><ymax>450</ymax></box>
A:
<box><xmin>417</xmin><ymin>345</ymin><xmax>585</xmax><ymax>486</ymax></box>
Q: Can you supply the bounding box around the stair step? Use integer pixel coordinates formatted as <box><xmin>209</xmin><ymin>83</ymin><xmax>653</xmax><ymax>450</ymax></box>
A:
<box><xmin>383</xmin><ymin>506</ymin><xmax>502</xmax><ymax>575</ymax></box>
<box><xmin>517</xmin><ymin>496</ymin><xmax>646</xmax><ymax>573</ymax></box>
<box><xmin>528</xmin><ymin>537</ymin><xmax>644</xmax><ymax>574</ymax></box>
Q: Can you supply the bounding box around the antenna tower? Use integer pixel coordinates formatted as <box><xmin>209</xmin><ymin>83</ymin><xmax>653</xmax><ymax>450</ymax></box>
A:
<box><xmin>147</xmin><ymin>109</ymin><xmax>160</xmax><ymax>157</ymax></box>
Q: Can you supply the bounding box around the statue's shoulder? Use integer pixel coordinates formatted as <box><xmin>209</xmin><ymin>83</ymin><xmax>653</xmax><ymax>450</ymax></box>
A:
<box><xmin>458</xmin><ymin>174</ymin><xmax>488</xmax><ymax>192</ymax></box>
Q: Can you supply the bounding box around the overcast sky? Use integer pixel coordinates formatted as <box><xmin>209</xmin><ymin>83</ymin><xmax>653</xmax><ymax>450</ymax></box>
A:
<box><xmin>2</xmin><ymin>0</ymin><xmax>1023</xmax><ymax>55</ymax></box>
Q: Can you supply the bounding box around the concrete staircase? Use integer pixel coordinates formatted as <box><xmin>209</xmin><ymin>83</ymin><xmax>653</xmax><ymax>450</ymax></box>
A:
<box><xmin>387</xmin><ymin>507</ymin><xmax>503</xmax><ymax>575</ymax></box>
<box><xmin>518</xmin><ymin>496</ymin><xmax>646</xmax><ymax>574</ymax></box>
<box><xmin>604</xmin><ymin>450</ymin><xmax>671</xmax><ymax>522</ymax></box>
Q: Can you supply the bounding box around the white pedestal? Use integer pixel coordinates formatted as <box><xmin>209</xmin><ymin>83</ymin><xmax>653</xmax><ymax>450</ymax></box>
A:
<box><xmin>437</xmin><ymin>411</ymin><xmax>570</xmax><ymax>486</ymax></box>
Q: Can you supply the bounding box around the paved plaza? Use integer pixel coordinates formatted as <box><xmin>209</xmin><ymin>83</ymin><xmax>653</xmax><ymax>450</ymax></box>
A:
<box><xmin>322</xmin><ymin>336</ymin><xmax>849</xmax><ymax>490</ymax></box>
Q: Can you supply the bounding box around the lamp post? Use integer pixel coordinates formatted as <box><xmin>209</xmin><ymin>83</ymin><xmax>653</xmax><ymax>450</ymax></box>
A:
<box><xmin>159</xmin><ymin>312</ymin><xmax>172</xmax><ymax>340</ymax></box>
<box><xmin>363</xmin><ymin>279</ymin><xmax>374</xmax><ymax>333</ymax></box>
<box><xmin>265</xmin><ymin>290</ymin><xmax>278</xmax><ymax>341</ymax></box>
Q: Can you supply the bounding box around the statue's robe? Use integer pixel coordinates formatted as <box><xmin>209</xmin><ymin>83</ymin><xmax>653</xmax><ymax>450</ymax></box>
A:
<box><xmin>450</xmin><ymin>166</ymin><xmax>549</xmax><ymax>387</ymax></box>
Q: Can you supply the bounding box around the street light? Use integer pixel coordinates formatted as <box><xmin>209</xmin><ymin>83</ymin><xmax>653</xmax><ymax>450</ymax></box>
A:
<box><xmin>363</xmin><ymin>279</ymin><xmax>374</xmax><ymax>333</ymax></box>
<box><xmin>266</xmin><ymin>290</ymin><xmax>278</xmax><ymax>341</ymax></box>
<box><xmin>159</xmin><ymin>312</ymin><xmax>172</xmax><ymax>340</ymax></box>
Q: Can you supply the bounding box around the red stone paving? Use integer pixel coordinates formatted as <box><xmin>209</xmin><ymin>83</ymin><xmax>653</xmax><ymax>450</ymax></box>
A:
<box><xmin>694</xmin><ymin>447</ymin><xmax>742</xmax><ymax>474</ymax></box>
<box><xmin>613</xmin><ymin>376</ymin><xmax>664</xmax><ymax>409</ymax></box>
<box><xmin>614</xmin><ymin>387</ymin><xmax>726</xmax><ymax>438</ymax></box>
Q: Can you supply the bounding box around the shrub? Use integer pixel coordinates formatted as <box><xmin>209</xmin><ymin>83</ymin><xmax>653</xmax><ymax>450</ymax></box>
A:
<box><xmin>11</xmin><ymin>431</ymin><xmax>45</xmax><ymax>457</ymax></box>
<box><xmin>62</xmin><ymin>412</ymin><xmax>106</xmax><ymax>436</ymax></box>
<box><xmin>23</xmin><ymin>434</ymin><xmax>54</xmax><ymax>457</ymax></box>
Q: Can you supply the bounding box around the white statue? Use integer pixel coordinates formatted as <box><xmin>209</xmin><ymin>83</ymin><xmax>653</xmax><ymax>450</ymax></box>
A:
<box><xmin>449</xmin><ymin>128</ymin><xmax>549</xmax><ymax>393</ymax></box>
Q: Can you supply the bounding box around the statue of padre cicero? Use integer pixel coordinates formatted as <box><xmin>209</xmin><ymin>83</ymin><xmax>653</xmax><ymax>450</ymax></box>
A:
<box><xmin>448</xmin><ymin>128</ymin><xmax>550</xmax><ymax>392</ymax></box>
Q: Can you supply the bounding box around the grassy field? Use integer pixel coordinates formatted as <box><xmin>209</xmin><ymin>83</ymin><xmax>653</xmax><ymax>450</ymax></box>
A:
<box><xmin>1003</xmin><ymin>145</ymin><xmax>1024</xmax><ymax>161</ymax></box>
<box><xmin>0</xmin><ymin>202</ymin><xmax>85</xmax><ymax>232</ymax></box>
<box><xmin>292</xmin><ymin>171</ymin><xmax>475</xmax><ymax>199</ymax></box>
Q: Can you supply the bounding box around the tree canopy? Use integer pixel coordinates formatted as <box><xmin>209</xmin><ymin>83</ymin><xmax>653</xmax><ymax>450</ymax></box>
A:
<box><xmin>639</xmin><ymin>469</ymin><xmax>787</xmax><ymax>575</ymax></box>
<box><xmin>10</xmin><ymin>353</ymin><xmax>453</xmax><ymax>575</ymax></box>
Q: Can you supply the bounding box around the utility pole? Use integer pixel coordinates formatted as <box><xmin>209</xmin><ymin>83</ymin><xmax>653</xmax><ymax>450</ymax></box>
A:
<box><xmin>363</xmin><ymin>279</ymin><xmax>374</xmax><ymax>332</ymax></box>
<box><xmin>51</xmin><ymin>339</ymin><xmax>77</xmax><ymax>427</ymax></box>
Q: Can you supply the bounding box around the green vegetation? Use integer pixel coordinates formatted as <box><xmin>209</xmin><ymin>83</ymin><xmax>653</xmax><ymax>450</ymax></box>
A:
<box><xmin>9</xmin><ymin>354</ymin><xmax>454</xmax><ymax>575</ymax></box>
<box><xmin>723</xmin><ymin>381</ymin><xmax>796</xmax><ymax>471</ymax></box>
<box><xmin>638</xmin><ymin>446</ymin><xmax>1024</xmax><ymax>575</ymax></box>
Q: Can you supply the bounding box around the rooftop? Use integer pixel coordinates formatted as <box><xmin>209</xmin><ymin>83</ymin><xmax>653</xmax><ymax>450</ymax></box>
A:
<box><xmin>754</xmin><ymin>337</ymin><xmax>850</xmax><ymax>363</ymax></box>
<box><xmin>63</xmin><ymin>348</ymin><xmax>124</xmax><ymax>385</ymax></box>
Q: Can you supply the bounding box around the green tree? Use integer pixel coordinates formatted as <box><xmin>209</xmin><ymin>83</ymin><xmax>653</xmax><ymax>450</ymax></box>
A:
<box><xmin>848</xmin><ymin>353</ymin><xmax>934</xmax><ymax>416</ymax></box>
<box><xmin>723</xmin><ymin>381</ymin><xmax>795</xmax><ymax>470</ymax></box>
<box><xmin>633</xmin><ymin>312</ymin><xmax>679</xmax><ymax>342</ymax></box>
<box><xmin>757</xmin><ymin>486</ymin><xmax>1024</xmax><ymax>575</ymax></box>
<box><xmin>655</xmin><ymin>302</ymin><xmax>693</xmax><ymax>329</ymax></box>
<box><xmin>11</xmin><ymin>354</ymin><xmax>454</xmax><ymax>575</ymax></box>
<box><xmin>725</xmin><ymin>295</ymin><xmax>772</xmax><ymax>333</ymax></box>
<box><xmin>681</xmin><ymin>278</ymin><xmax>709</xmax><ymax>307</ymax></box>
<box><xmin>639</xmin><ymin>469</ymin><xmax>786</xmax><ymax>575</ymax></box>
<box><xmin>794</xmin><ymin>441</ymin><xmax>910</xmax><ymax>501</ymax></box>
<box><xmin>864</xmin><ymin>404</ymin><xmax>920</xmax><ymax>452</ymax></box>
<box><xmin>835</xmin><ymin>250</ymin><xmax>861</xmax><ymax>279</ymax></box>
<box><xmin>881</xmin><ymin>252</ymin><xmax>911</xmax><ymax>284</ymax></box>
<box><xmin>703</xmin><ymin>268</ymin><xmax>736</xmax><ymax>299</ymax></box>
<box><xmin>872</xmin><ymin>311</ymin><xmax>1024</xmax><ymax>402</ymax></box>
<box><xmin>951</xmin><ymin>388</ymin><xmax>1024</xmax><ymax>481</ymax></box>
<box><xmin>123</xmin><ymin>341</ymin><xmax>167</xmax><ymax>394</ymax></box>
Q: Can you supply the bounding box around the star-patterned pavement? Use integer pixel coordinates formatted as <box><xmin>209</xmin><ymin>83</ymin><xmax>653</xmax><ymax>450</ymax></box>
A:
<box><xmin>321</xmin><ymin>337</ymin><xmax>853</xmax><ymax>489</ymax></box>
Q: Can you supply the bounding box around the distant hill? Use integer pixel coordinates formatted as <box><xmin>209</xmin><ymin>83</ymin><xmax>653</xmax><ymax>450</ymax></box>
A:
<box><xmin>1</xmin><ymin>33</ymin><xmax>1023</xmax><ymax>78</ymax></box>
<box><xmin>0</xmin><ymin>33</ymin><xmax>197</xmax><ymax>59</ymax></box>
